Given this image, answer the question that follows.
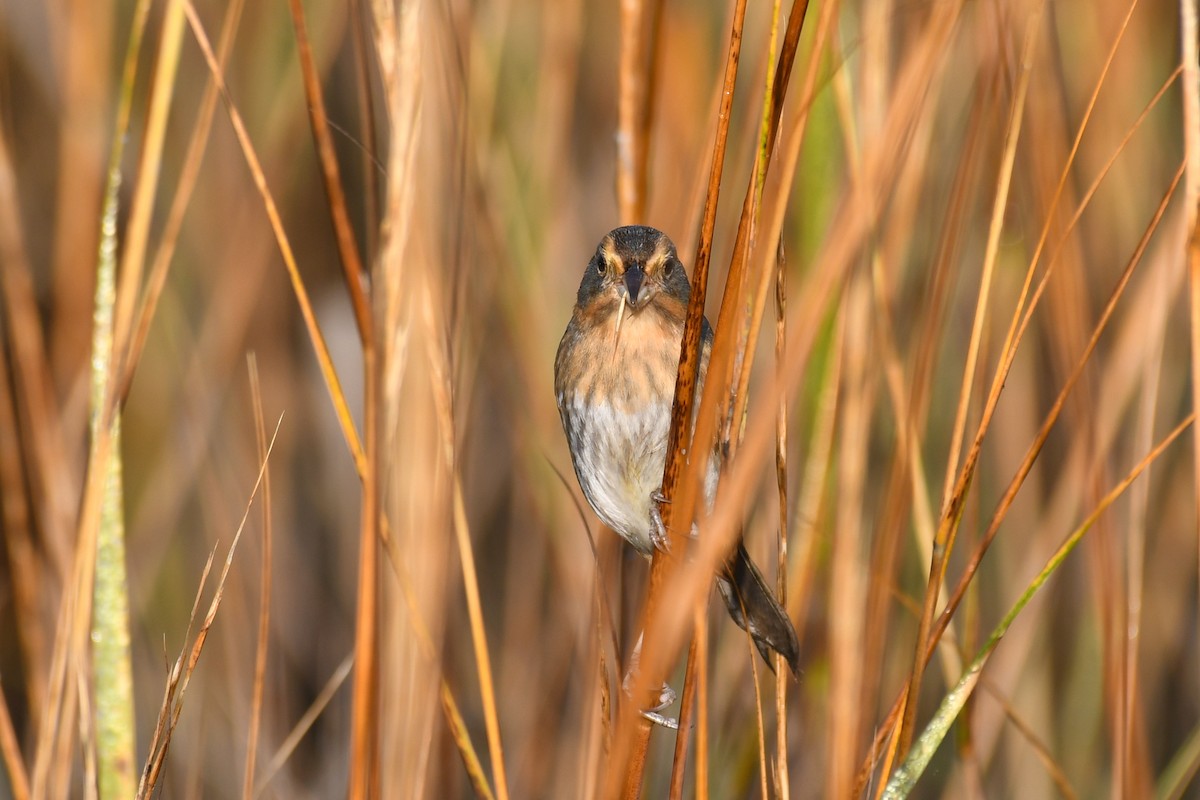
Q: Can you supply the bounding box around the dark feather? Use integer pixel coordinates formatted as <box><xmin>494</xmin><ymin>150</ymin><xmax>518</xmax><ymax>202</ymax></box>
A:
<box><xmin>717</xmin><ymin>541</ymin><xmax>801</xmax><ymax>677</ymax></box>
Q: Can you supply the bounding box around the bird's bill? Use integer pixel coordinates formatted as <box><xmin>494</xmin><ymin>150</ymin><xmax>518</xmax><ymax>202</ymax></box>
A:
<box><xmin>623</xmin><ymin>263</ymin><xmax>645</xmax><ymax>305</ymax></box>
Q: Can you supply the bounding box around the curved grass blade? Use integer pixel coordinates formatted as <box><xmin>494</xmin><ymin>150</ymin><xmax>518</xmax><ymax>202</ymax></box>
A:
<box><xmin>882</xmin><ymin>413</ymin><xmax>1194</xmax><ymax>798</ymax></box>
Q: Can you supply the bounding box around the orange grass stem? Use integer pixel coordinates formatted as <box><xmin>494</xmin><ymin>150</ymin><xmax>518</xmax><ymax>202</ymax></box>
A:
<box><xmin>349</xmin><ymin>337</ymin><xmax>380</xmax><ymax>800</ymax></box>
<box><xmin>773</xmin><ymin>237</ymin><xmax>789</xmax><ymax>799</ymax></box>
<box><xmin>285</xmin><ymin>0</ymin><xmax>372</xmax><ymax>342</ymax></box>
<box><xmin>615</xmin><ymin>0</ymin><xmax>812</xmax><ymax>794</ymax></box>
<box><xmin>617</xmin><ymin>0</ymin><xmax>646</xmax><ymax>223</ymax></box>
<box><xmin>616</xmin><ymin>0</ymin><xmax>664</xmax><ymax>225</ymax></box>
<box><xmin>1181</xmin><ymin>0</ymin><xmax>1200</xmax><ymax>689</ymax></box>
<box><xmin>611</xmin><ymin>0</ymin><xmax>747</xmax><ymax>795</ymax></box>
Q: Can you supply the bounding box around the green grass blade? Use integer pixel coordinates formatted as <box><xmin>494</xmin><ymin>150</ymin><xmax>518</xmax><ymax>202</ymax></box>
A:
<box><xmin>1157</xmin><ymin>721</ymin><xmax>1200</xmax><ymax>800</ymax></box>
<box><xmin>882</xmin><ymin>413</ymin><xmax>1193</xmax><ymax>798</ymax></box>
<box><xmin>90</xmin><ymin>159</ymin><xmax>134</xmax><ymax>797</ymax></box>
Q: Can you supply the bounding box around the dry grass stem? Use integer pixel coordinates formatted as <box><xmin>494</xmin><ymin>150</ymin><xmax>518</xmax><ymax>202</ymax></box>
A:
<box><xmin>137</xmin><ymin>416</ymin><xmax>283</xmax><ymax>798</ymax></box>
<box><xmin>285</xmin><ymin>0</ymin><xmax>370</xmax><ymax>341</ymax></box>
<box><xmin>182</xmin><ymin>0</ymin><xmax>366</xmax><ymax>474</ymax></box>
<box><xmin>0</xmin><ymin>0</ymin><xmax>1192</xmax><ymax>796</ymax></box>
<box><xmin>242</xmin><ymin>357</ymin><xmax>272</xmax><ymax>799</ymax></box>
<box><xmin>612</xmin><ymin>0</ymin><xmax>749</xmax><ymax>793</ymax></box>
<box><xmin>254</xmin><ymin>652</ymin><xmax>355</xmax><ymax>797</ymax></box>
<box><xmin>897</xmin><ymin>1</ymin><xmax>1046</xmax><ymax>763</ymax></box>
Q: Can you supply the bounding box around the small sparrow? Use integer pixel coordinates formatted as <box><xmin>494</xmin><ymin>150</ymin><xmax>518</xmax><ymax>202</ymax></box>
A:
<box><xmin>554</xmin><ymin>225</ymin><xmax>800</xmax><ymax>675</ymax></box>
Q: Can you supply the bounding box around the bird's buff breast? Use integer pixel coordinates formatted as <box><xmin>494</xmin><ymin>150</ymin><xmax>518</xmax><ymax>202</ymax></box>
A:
<box><xmin>555</xmin><ymin>307</ymin><xmax>683</xmax><ymax>554</ymax></box>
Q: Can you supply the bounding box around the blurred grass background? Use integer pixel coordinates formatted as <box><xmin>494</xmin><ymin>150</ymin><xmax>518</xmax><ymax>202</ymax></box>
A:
<box><xmin>0</xmin><ymin>0</ymin><xmax>1197</xmax><ymax>797</ymax></box>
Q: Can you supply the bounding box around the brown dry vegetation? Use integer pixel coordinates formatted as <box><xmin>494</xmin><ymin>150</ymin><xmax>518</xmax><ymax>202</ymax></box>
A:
<box><xmin>0</xmin><ymin>0</ymin><xmax>1198</xmax><ymax>797</ymax></box>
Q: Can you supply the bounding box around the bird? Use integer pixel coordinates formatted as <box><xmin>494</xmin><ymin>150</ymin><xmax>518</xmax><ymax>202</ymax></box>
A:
<box><xmin>554</xmin><ymin>224</ymin><xmax>800</xmax><ymax>678</ymax></box>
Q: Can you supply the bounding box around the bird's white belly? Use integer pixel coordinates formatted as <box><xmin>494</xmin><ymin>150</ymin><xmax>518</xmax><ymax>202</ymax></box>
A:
<box><xmin>564</xmin><ymin>396</ymin><xmax>670</xmax><ymax>554</ymax></box>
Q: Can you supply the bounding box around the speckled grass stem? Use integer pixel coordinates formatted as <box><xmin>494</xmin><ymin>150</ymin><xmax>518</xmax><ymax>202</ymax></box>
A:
<box><xmin>86</xmin><ymin>5</ymin><xmax>152</xmax><ymax>798</ymax></box>
<box><xmin>91</xmin><ymin>0</ymin><xmax>188</xmax><ymax>793</ymax></box>
<box><xmin>90</xmin><ymin>412</ymin><xmax>132</xmax><ymax>799</ymax></box>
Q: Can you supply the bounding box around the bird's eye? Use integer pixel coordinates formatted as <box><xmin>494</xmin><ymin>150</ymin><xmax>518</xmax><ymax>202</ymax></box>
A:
<box><xmin>596</xmin><ymin>259</ymin><xmax>608</xmax><ymax>276</ymax></box>
<box><xmin>663</xmin><ymin>259</ymin><xmax>676</xmax><ymax>277</ymax></box>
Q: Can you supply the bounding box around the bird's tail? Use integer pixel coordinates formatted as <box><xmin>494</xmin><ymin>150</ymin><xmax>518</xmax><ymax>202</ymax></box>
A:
<box><xmin>717</xmin><ymin>541</ymin><xmax>801</xmax><ymax>677</ymax></box>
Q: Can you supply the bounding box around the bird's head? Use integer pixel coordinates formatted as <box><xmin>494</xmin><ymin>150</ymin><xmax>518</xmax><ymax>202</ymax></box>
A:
<box><xmin>576</xmin><ymin>226</ymin><xmax>691</xmax><ymax>313</ymax></box>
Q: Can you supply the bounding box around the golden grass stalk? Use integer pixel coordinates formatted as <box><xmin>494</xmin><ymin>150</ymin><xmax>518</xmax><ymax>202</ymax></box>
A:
<box><xmin>256</xmin><ymin>489</ymin><xmax>469</xmax><ymax>794</ymax></box>
<box><xmin>550</xmin><ymin>461</ymin><xmax>615</xmax><ymax>798</ymax></box>
<box><xmin>747</xmin><ymin>630</ymin><xmax>768</xmax><ymax>800</ymax></box>
<box><xmin>829</xmin><ymin>271</ymin><xmax>873</xmax><ymax>799</ymax></box>
<box><xmin>378</xmin><ymin>516</ymin><xmax>497</xmax><ymax>800</ymax></box>
<box><xmin>940</xmin><ymin>153</ymin><xmax>1184</xmax><ymax>674</ymax></box>
<box><xmin>1121</xmin><ymin>144</ymin><xmax>1172</xmax><ymax>789</ymax></box>
<box><xmin>694</xmin><ymin>606</ymin><xmax>709</xmax><ymax>800</ymax></box>
<box><xmin>719</xmin><ymin>2</ymin><xmax>786</xmax><ymax>792</ymax></box>
<box><xmin>243</xmin><ymin>357</ymin><xmax>273</xmax><ymax>799</ymax></box>
<box><xmin>887</xmin><ymin>0</ymin><xmax>1144</xmax><ymax>774</ymax></box>
<box><xmin>184</xmin><ymin>9</ymin><xmax>493</xmax><ymax>794</ymax></box>
<box><xmin>123</xmin><ymin>0</ymin><xmax>247</xmax><ymax>401</ymax></box>
<box><xmin>667</xmin><ymin>625</ymin><xmax>700</xmax><ymax>800</ymax></box>
<box><xmin>439</xmin><ymin>683</ymin><xmax>498</xmax><ymax>800</ymax></box>
<box><xmin>372</xmin><ymin>1</ymin><xmax>465</xmax><ymax>791</ymax></box>
<box><xmin>349</xmin><ymin>214</ymin><xmax>380</xmax><ymax>800</ymax></box>
<box><xmin>112</xmin><ymin>0</ymin><xmax>185</xmax><ymax>366</ymax></box>
<box><xmin>452</xmin><ymin>479</ymin><xmax>510</xmax><ymax>800</ymax></box>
